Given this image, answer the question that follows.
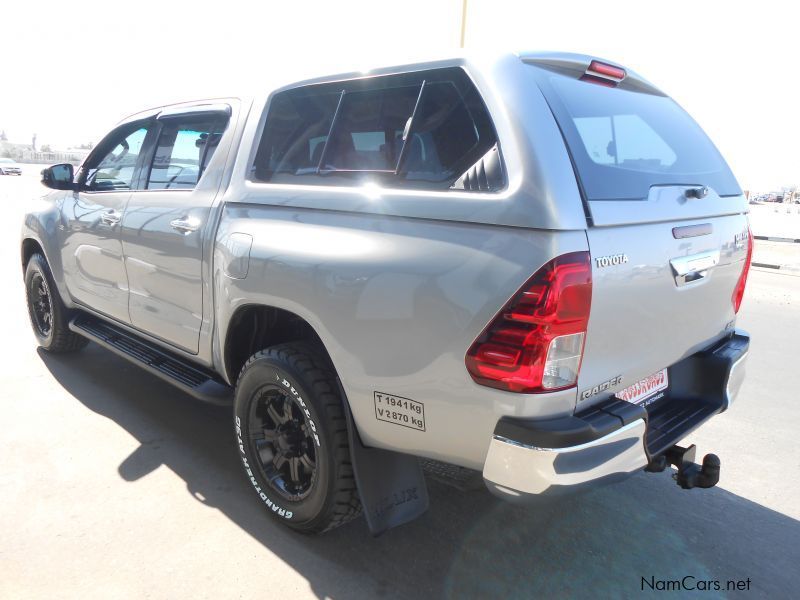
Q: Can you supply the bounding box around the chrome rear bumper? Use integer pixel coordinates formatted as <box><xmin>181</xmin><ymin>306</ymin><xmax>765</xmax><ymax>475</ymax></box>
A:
<box><xmin>723</xmin><ymin>344</ymin><xmax>748</xmax><ymax>410</ymax></box>
<box><xmin>483</xmin><ymin>329</ymin><xmax>749</xmax><ymax>501</ymax></box>
<box><xmin>484</xmin><ymin>418</ymin><xmax>648</xmax><ymax>499</ymax></box>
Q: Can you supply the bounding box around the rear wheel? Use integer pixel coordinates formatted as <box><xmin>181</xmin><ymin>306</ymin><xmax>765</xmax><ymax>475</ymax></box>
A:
<box><xmin>24</xmin><ymin>253</ymin><xmax>88</xmax><ymax>353</ymax></box>
<box><xmin>233</xmin><ymin>343</ymin><xmax>361</xmax><ymax>533</ymax></box>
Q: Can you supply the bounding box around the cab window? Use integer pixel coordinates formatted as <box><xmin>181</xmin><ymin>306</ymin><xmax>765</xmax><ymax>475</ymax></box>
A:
<box><xmin>84</xmin><ymin>126</ymin><xmax>148</xmax><ymax>191</ymax></box>
<box><xmin>147</xmin><ymin>117</ymin><xmax>226</xmax><ymax>190</ymax></box>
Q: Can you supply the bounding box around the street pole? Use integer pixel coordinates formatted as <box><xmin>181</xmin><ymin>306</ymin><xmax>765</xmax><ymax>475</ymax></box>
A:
<box><xmin>460</xmin><ymin>0</ymin><xmax>468</xmax><ymax>48</ymax></box>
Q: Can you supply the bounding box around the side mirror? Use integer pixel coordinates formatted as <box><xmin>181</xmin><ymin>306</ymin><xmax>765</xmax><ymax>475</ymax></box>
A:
<box><xmin>41</xmin><ymin>163</ymin><xmax>76</xmax><ymax>191</ymax></box>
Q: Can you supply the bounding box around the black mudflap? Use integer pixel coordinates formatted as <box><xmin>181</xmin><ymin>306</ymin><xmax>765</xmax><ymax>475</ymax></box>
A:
<box><xmin>339</xmin><ymin>382</ymin><xmax>429</xmax><ymax>536</ymax></box>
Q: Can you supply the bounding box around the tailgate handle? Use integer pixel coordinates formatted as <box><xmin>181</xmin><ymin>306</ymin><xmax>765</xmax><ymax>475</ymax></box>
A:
<box><xmin>670</xmin><ymin>250</ymin><xmax>720</xmax><ymax>287</ymax></box>
<box><xmin>672</xmin><ymin>223</ymin><xmax>712</xmax><ymax>239</ymax></box>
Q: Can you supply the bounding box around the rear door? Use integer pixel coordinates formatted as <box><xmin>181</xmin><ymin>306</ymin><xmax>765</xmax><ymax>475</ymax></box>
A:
<box><xmin>529</xmin><ymin>60</ymin><xmax>750</xmax><ymax>409</ymax></box>
<box><xmin>120</xmin><ymin>105</ymin><xmax>231</xmax><ymax>353</ymax></box>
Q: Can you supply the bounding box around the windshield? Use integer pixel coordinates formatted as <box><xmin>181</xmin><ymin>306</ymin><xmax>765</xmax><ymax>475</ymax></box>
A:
<box><xmin>532</xmin><ymin>68</ymin><xmax>741</xmax><ymax>201</ymax></box>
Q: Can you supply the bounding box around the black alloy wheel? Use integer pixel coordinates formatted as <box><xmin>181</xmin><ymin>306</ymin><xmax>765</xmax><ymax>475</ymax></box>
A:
<box><xmin>24</xmin><ymin>252</ymin><xmax>88</xmax><ymax>353</ymax></box>
<box><xmin>29</xmin><ymin>271</ymin><xmax>53</xmax><ymax>337</ymax></box>
<box><xmin>233</xmin><ymin>344</ymin><xmax>361</xmax><ymax>533</ymax></box>
<box><xmin>249</xmin><ymin>386</ymin><xmax>317</xmax><ymax>501</ymax></box>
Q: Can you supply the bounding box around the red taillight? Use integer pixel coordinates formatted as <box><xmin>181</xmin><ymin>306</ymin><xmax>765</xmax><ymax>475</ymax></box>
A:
<box><xmin>732</xmin><ymin>226</ymin><xmax>753</xmax><ymax>313</ymax></box>
<box><xmin>588</xmin><ymin>60</ymin><xmax>626</xmax><ymax>80</ymax></box>
<box><xmin>466</xmin><ymin>252</ymin><xmax>592</xmax><ymax>393</ymax></box>
<box><xmin>581</xmin><ymin>60</ymin><xmax>626</xmax><ymax>87</ymax></box>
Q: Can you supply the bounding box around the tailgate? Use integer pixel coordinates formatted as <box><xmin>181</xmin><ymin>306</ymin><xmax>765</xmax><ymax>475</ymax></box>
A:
<box><xmin>577</xmin><ymin>187</ymin><xmax>750</xmax><ymax>409</ymax></box>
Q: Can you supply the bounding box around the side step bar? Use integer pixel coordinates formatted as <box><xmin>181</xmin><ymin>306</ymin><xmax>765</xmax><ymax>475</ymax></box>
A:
<box><xmin>69</xmin><ymin>313</ymin><xmax>233</xmax><ymax>405</ymax></box>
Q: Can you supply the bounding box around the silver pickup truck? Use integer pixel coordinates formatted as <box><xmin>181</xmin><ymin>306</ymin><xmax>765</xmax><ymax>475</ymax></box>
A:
<box><xmin>22</xmin><ymin>51</ymin><xmax>751</xmax><ymax>535</ymax></box>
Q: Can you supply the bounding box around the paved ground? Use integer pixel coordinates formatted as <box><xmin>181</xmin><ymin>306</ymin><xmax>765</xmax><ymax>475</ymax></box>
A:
<box><xmin>1</xmin><ymin>168</ymin><xmax>799</xmax><ymax>599</ymax></box>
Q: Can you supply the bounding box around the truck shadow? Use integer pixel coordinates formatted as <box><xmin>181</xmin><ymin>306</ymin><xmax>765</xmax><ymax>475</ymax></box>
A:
<box><xmin>40</xmin><ymin>346</ymin><xmax>799</xmax><ymax>599</ymax></box>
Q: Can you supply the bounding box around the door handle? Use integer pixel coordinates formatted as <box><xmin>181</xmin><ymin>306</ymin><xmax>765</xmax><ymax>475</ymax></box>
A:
<box><xmin>100</xmin><ymin>210</ymin><xmax>120</xmax><ymax>226</ymax></box>
<box><xmin>670</xmin><ymin>249</ymin><xmax>720</xmax><ymax>287</ymax></box>
<box><xmin>170</xmin><ymin>216</ymin><xmax>201</xmax><ymax>234</ymax></box>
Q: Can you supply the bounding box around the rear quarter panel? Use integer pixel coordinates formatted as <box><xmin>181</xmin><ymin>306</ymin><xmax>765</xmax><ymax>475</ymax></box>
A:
<box><xmin>215</xmin><ymin>204</ymin><xmax>587</xmax><ymax>468</ymax></box>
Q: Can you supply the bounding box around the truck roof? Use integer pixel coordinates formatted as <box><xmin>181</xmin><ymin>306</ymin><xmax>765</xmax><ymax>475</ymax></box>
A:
<box><xmin>115</xmin><ymin>50</ymin><xmax>660</xmax><ymax>126</ymax></box>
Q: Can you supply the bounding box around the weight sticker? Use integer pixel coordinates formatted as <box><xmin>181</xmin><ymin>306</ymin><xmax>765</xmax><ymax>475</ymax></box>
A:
<box><xmin>374</xmin><ymin>392</ymin><xmax>425</xmax><ymax>431</ymax></box>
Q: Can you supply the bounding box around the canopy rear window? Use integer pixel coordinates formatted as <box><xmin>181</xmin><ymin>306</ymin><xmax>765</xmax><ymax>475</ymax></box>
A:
<box><xmin>532</xmin><ymin>68</ymin><xmax>741</xmax><ymax>201</ymax></box>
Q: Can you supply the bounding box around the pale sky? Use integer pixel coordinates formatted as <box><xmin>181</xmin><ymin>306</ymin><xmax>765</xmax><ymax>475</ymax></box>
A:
<box><xmin>2</xmin><ymin>0</ymin><xmax>798</xmax><ymax>190</ymax></box>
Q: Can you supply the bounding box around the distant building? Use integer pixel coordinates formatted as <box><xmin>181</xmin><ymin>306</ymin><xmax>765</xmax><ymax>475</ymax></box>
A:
<box><xmin>1</xmin><ymin>139</ymin><xmax>88</xmax><ymax>164</ymax></box>
<box><xmin>0</xmin><ymin>140</ymin><xmax>32</xmax><ymax>160</ymax></box>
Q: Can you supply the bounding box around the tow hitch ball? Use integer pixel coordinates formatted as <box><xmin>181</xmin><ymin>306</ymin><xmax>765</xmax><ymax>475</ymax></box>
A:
<box><xmin>645</xmin><ymin>444</ymin><xmax>720</xmax><ymax>489</ymax></box>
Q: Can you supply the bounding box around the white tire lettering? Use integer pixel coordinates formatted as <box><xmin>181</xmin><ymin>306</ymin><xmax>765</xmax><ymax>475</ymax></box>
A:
<box><xmin>237</xmin><ymin>371</ymin><xmax>316</xmax><ymax>520</ymax></box>
<box><xmin>239</xmin><ymin>410</ymin><xmax>295</xmax><ymax>519</ymax></box>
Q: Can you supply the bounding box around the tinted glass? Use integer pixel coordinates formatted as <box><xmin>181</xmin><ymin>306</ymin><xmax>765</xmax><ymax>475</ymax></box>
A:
<box><xmin>534</xmin><ymin>71</ymin><xmax>740</xmax><ymax>200</ymax></box>
<box><xmin>253</xmin><ymin>67</ymin><xmax>500</xmax><ymax>190</ymax></box>
<box><xmin>322</xmin><ymin>85</ymin><xmax>419</xmax><ymax>171</ymax></box>
<box><xmin>147</xmin><ymin>117</ymin><xmax>224</xmax><ymax>190</ymax></box>
<box><xmin>86</xmin><ymin>127</ymin><xmax>147</xmax><ymax>191</ymax></box>
<box><xmin>573</xmin><ymin>114</ymin><xmax>676</xmax><ymax>168</ymax></box>
<box><xmin>253</xmin><ymin>92</ymin><xmax>340</xmax><ymax>181</ymax></box>
<box><xmin>402</xmin><ymin>81</ymin><xmax>483</xmax><ymax>182</ymax></box>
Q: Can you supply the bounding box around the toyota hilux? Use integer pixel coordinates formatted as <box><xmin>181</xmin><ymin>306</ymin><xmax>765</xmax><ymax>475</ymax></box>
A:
<box><xmin>22</xmin><ymin>51</ymin><xmax>751</xmax><ymax>535</ymax></box>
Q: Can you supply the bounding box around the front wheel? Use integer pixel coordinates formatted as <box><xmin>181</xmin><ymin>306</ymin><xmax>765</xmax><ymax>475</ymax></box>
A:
<box><xmin>24</xmin><ymin>253</ymin><xmax>88</xmax><ymax>353</ymax></box>
<box><xmin>233</xmin><ymin>344</ymin><xmax>361</xmax><ymax>533</ymax></box>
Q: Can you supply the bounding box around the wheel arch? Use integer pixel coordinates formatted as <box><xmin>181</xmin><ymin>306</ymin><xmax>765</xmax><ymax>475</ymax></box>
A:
<box><xmin>223</xmin><ymin>303</ymin><xmax>335</xmax><ymax>385</ymax></box>
<box><xmin>21</xmin><ymin>237</ymin><xmax>45</xmax><ymax>272</ymax></box>
<box><xmin>223</xmin><ymin>302</ymin><xmax>433</xmax><ymax>534</ymax></box>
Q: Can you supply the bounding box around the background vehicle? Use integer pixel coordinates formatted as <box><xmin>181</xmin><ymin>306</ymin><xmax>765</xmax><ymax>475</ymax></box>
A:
<box><xmin>21</xmin><ymin>51</ymin><xmax>751</xmax><ymax>535</ymax></box>
<box><xmin>0</xmin><ymin>158</ymin><xmax>22</xmax><ymax>175</ymax></box>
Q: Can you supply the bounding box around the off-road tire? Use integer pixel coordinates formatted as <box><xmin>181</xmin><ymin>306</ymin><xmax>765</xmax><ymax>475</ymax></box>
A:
<box><xmin>24</xmin><ymin>253</ymin><xmax>88</xmax><ymax>353</ymax></box>
<box><xmin>233</xmin><ymin>343</ymin><xmax>361</xmax><ymax>533</ymax></box>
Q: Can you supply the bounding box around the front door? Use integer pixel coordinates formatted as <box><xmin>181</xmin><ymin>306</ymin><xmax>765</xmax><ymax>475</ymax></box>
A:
<box><xmin>120</xmin><ymin>108</ymin><xmax>230</xmax><ymax>353</ymax></box>
<box><xmin>61</xmin><ymin>123</ymin><xmax>150</xmax><ymax>323</ymax></box>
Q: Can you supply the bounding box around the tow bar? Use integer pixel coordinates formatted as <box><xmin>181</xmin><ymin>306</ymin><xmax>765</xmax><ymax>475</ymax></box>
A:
<box><xmin>646</xmin><ymin>444</ymin><xmax>720</xmax><ymax>489</ymax></box>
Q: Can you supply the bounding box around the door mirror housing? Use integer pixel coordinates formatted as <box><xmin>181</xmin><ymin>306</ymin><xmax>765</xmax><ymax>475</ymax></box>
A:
<box><xmin>41</xmin><ymin>163</ymin><xmax>76</xmax><ymax>190</ymax></box>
